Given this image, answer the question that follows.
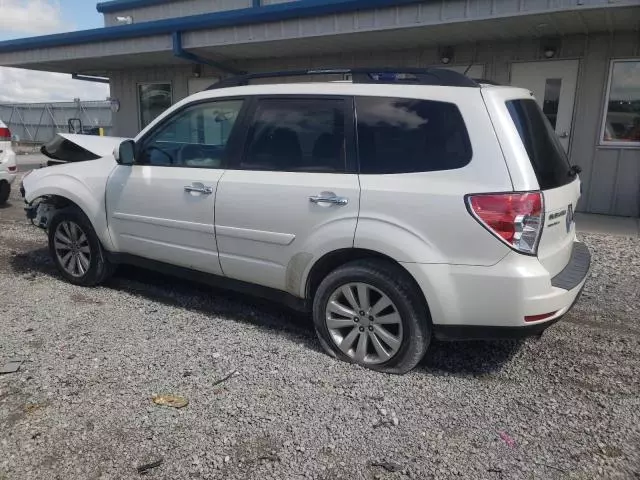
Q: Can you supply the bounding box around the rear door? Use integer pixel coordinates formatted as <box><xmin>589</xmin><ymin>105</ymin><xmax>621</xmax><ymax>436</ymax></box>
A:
<box><xmin>483</xmin><ymin>88</ymin><xmax>580</xmax><ymax>276</ymax></box>
<box><xmin>214</xmin><ymin>96</ymin><xmax>359</xmax><ymax>293</ymax></box>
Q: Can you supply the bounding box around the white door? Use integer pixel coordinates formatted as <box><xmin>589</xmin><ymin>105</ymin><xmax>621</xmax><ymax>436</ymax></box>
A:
<box><xmin>106</xmin><ymin>99</ymin><xmax>245</xmax><ymax>274</ymax></box>
<box><xmin>510</xmin><ymin>60</ymin><xmax>579</xmax><ymax>152</ymax></box>
<box><xmin>215</xmin><ymin>96</ymin><xmax>360</xmax><ymax>293</ymax></box>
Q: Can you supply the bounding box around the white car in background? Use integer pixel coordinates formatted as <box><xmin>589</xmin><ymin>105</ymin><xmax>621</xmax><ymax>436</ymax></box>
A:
<box><xmin>0</xmin><ymin>119</ymin><xmax>17</xmax><ymax>205</ymax></box>
<box><xmin>21</xmin><ymin>68</ymin><xmax>591</xmax><ymax>374</ymax></box>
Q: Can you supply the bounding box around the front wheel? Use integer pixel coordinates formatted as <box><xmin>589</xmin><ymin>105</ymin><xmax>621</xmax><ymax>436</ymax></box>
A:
<box><xmin>48</xmin><ymin>208</ymin><xmax>113</xmax><ymax>286</ymax></box>
<box><xmin>312</xmin><ymin>259</ymin><xmax>431</xmax><ymax>374</ymax></box>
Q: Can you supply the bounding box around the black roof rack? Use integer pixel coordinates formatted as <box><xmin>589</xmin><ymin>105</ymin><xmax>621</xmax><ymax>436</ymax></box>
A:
<box><xmin>206</xmin><ymin>67</ymin><xmax>480</xmax><ymax>90</ymax></box>
<box><xmin>472</xmin><ymin>78</ymin><xmax>502</xmax><ymax>86</ymax></box>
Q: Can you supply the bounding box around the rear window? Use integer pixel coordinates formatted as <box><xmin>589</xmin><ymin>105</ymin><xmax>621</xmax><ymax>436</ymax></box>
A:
<box><xmin>506</xmin><ymin>99</ymin><xmax>572</xmax><ymax>190</ymax></box>
<box><xmin>356</xmin><ymin>96</ymin><xmax>472</xmax><ymax>174</ymax></box>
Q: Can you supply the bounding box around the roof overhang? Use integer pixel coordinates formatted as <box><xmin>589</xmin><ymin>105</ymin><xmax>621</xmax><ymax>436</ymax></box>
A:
<box><xmin>0</xmin><ymin>1</ymin><xmax>637</xmax><ymax>77</ymax></box>
<box><xmin>97</xmin><ymin>0</ymin><xmax>183</xmax><ymax>14</ymax></box>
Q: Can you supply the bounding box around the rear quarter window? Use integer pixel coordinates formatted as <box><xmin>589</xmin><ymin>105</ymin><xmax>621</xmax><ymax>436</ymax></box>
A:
<box><xmin>355</xmin><ymin>96</ymin><xmax>472</xmax><ymax>174</ymax></box>
<box><xmin>506</xmin><ymin>99</ymin><xmax>572</xmax><ymax>190</ymax></box>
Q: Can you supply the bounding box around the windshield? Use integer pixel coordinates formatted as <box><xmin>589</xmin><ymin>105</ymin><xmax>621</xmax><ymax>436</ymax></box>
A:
<box><xmin>506</xmin><ymin>98</ymin><xmax>572</xmax><ymax>190</ymax></box>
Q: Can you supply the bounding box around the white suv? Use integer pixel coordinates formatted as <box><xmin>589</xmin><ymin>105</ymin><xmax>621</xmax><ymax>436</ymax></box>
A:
<box><xmin>0</xmin><ymin>119</ymin><xmax>17</xmax><ymax>205</ymax></box>
<box><xmin>22</xmin><ymin>69</ymin><xmax>590</xmax><ymax>374</ymax></box>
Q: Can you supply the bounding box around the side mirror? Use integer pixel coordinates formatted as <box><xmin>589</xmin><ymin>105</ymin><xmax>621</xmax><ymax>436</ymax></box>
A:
<box><xmin>115</xmin><ymin>140</ymin><xmax>136</xmax><ymax>165</ymax></box>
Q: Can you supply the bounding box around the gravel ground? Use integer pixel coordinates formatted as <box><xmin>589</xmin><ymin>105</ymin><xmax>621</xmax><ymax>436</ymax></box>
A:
<box><xmin>1</xmin><ymin>185</ymin><xmax>639</xmax><ymax>480</ymax></box>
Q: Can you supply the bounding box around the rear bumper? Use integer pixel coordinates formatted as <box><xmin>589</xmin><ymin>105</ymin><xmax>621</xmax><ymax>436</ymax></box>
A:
<box><xmin>401</xmin><ymin>241</ymin><xmax>590</xmax><ymax>340</ymax></box>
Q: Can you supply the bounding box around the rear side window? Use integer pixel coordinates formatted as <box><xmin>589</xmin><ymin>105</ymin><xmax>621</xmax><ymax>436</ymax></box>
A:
<box><xmin>506</xmin><ymin>99</ymin><xmax>572</xmax><ymax>190</ymax></box>
<box><xmin>356</xmin><ymin>96</ymin><xmax>472</xmax><ymax>174</ymax></box>
<box><xmin>241</xmin><ymin>98</ymin><xmax>346</xmax><ymax>173</ymax></box>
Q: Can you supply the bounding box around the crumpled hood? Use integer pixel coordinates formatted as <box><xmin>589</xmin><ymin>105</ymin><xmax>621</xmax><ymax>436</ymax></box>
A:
<box><xmin>41</xmin><ymin>133</ymin><xmax>128</xmax><ymax>163</ymax></box>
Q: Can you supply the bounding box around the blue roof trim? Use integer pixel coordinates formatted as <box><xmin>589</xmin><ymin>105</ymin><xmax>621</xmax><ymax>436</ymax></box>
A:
<box><xmin>0</xmin><ymin>0</ymin><xmax>426</xmax><ymax>54</ymax></box>
<box><xmin>97</xmin><ymin>0</ymin><xmax>177</xmax><ymax>14</ymax></box>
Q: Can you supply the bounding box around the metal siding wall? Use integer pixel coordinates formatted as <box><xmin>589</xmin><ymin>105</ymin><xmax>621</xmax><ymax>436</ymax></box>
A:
<box><xmin>104</xmin><ymin>0</ymin><xmax>252</xmax><ymax>26</ymax></box>
<box><xmin>105</xmin><ymin>30</ymin><xmax>638</xmax><ymax>216</ymax></box>
<box><xmin>237</xmin><ymin>33</ymin><xmax>638</xmax><ymax>216</ymax></box>
<box><xmin>109</xmin><ymin>65</ymin><xmax>191</xmax><ymax>137</ymax></box>
<box><xmin>579</xmin><ymin>32</ymin><xmax>640</xmax><ymax>217</ymax></box>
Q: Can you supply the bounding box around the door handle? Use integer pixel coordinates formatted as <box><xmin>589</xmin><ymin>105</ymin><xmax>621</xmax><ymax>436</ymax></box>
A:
<box><xmin>558</xmin><ymin>131</ymin><xmax>569</xmax><ymax>138</ymax></box>
<box><xmin>184</xmin><ymin>184</ymin><xmax>213</xmax><ymax>195</ymax></box>
<box><xmin>309</xmin><ymin>192</ymin><xmax>348</xmax><ymax>206</ymax></box>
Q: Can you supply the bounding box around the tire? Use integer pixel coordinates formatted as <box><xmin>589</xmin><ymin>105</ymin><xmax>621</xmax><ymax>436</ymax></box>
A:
<box><xmin>48</xmin><ymin>207</ymin><xmax>114</xmax><ymax>286</ymax></box>
<box><xmin>312</xmin><ymin>259</ymin><xmax>431</xmax><ymax>374</ymax></box>
<box><xmin>0</xmin><ymin>181</ymin><xmax>10</xmax><ymax>205</ymax></box>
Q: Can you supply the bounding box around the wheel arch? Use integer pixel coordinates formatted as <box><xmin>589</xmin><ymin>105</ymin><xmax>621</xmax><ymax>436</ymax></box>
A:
<box><xmin>304</xmin><ymin>248</ymin><xmax>431</xmax><ymax>320</ymax></box>
<box><xmin>26</xmin><ymin>181</ymin><xmax>114</xmax><ymax>252</ymax></box>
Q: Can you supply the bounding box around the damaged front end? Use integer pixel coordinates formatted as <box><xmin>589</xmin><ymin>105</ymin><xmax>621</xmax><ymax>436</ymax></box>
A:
<box><xmin>25</xmin><ymin>196</ymin><xmax>66</xmax><ymax>229</ymax></box>
<box><xmin>41</xmin><ymin>133</ymin><xmax>128</xmax><ymax>166</ymax></box>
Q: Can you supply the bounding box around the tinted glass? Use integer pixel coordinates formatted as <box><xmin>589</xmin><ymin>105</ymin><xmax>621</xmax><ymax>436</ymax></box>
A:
<box><xmin>602</xmin><ymin>60</ymin><xmax>640</xmax><ymax>143</ymax></box>
<box><xmin>139</xmin><ymin>83</ymin><xmax>172</xmax><ymax>129</ymax></box>
<box><xmin>242</xmin><ymin>98</ymin><xmax>346</xmax><ymax>172</ymax></box>
<box><xmin>506</xmin><ymin>99</ymin><xmax>571</xmax><ymax>190</ymax></box>
<box><xmin>542</xmin><ymin>78</ymin><xmax>562</xmax><ymax>129</ymax></box>
<box><xmin>139</xmin><ymin>100</ymin><xmax>243</xmax><ymax>168</ymax></box>
<box><xmin>356</xmin><ymin>96</ymin><xmax>471</xmax><ymax>174</ymax></box>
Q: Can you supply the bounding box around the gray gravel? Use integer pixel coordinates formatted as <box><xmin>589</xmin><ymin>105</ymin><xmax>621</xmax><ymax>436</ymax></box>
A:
<box><xmin>1</xmin><ymin>185</ymin><xmax>639</xmax><ymax>479</ymax></box>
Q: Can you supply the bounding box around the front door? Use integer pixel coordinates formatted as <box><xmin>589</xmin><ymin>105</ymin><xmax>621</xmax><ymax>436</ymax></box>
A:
<box><xmin>510</xmin><ymin>60</ymin><xmax>579</xmax><ymax>152</ymax></box>
<box><xmin>106</xmin><ymin>98</ymin><xmax>245</xmax><ymax>274</ymax></box>
<box><xmin>215</xmin><ymin>96</ymin><xmax>359</xmax><ymax>293</ymax></box>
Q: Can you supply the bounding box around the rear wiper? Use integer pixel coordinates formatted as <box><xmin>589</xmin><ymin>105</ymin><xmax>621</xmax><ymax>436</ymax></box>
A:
<box><xmin>568</xmin><ymin>165</ymin><xmax>582</xmax><ymax>177</ymax></box>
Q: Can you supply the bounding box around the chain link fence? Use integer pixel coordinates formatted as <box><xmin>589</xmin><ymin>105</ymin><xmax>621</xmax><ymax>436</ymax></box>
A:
<box><xmin>0</xmin><ymin>100</ymin><xmax>113</xmax><ymax>149</ymax></box>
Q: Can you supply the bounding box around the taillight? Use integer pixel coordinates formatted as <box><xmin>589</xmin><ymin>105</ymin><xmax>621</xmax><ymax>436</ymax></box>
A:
<box><xmin>466</xmin><ymin>192</ymin><xmax>544</xmax><ymax>255</ymax></box>
<box><xmin>0</xmin><ymin>127</ymin><xmax>11</xmax><ymax>141</ymax></box>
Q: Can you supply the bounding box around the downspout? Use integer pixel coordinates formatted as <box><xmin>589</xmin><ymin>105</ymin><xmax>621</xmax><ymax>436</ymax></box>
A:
<box><xmin>172</xmin><ymin>31</ymin><xmax>244</xmax><ymax>75</ymax></box>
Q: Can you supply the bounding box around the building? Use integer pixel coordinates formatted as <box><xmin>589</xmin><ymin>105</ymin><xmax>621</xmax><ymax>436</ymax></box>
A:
<box><xmin>0</xmin><ymin>0</ymin><xmax>638</xmax><ymax>216</ymax></box>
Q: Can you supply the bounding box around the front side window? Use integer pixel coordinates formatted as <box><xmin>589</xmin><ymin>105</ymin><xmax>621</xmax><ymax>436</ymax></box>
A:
<box><xmin>355</xmin><ymin>96</ymin><xmax>472</xmax><ymax>174</ymax></box>
<box><xmin>139</xmin><ymin>83</ymin><xmax>172</xmax><ymax>129</ymax></box>
<box><xmin>601</xmin><ymin>60</ymin><xmax>640</xmax><ymax>145</ymax></box>
<box><xmin>138</xmin><ymin>99</ymin><xmax>244</xmax><ymax>168</ymax></box>
<box><xmin>241</xmin><ymin>98</ymin><xmax>346</xmax><ymax>172</ymax></box>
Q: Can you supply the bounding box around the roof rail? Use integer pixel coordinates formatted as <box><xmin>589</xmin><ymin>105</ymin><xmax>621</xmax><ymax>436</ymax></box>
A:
<box><xmin>206</xmin><ymin>67</ymin><xmax>480</xmax><ymax>90</ymax></box>
<box><xmin>472</xmin><ymin>78</ymin><xmax>502</xmax><ymax>86</ymax></box>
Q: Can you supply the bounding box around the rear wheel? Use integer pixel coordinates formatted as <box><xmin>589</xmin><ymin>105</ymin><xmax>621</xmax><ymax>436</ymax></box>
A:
<box><xmin>0</xmin><ymin>181</ymin><xmax>10</xmax><ymax>205</ymax></box>
<box><xmin>312</xmin><ymin>259</ymin><xmax>431</xmax><ymax>374</ymax></box>
<box><xmin>48</xmin><ymin>208</ymin><xmax>113</xmax><ymax>286</ymax></box>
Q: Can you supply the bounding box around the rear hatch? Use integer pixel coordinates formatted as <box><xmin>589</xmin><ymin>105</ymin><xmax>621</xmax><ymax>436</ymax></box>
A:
<box><xmin>483</xmin><ymin>88</ymin><xmax>581</xmax><ymax>277</ymax></box>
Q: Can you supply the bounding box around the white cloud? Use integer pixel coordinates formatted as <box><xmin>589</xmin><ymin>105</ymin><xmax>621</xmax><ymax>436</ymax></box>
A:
<box><xmin>0</xmin><ymin>0</ymin><xmax>69</xmax><ymax>34</ymax></box>
<box><xmin>0</xmin><ymin>67</ymin><xmax>110</xmax><ymax>103</ymax></box>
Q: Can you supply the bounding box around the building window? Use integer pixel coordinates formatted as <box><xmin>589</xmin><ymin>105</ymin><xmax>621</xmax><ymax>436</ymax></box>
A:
<box><xmin>601</xmin><ymin>60</ymin><xmax>640</xmax><ymax>145</ymax></box>
<box><xmin>138</xmin><ymin>83</ymin><xmax>172</xmax><ymax>129</ymax></box>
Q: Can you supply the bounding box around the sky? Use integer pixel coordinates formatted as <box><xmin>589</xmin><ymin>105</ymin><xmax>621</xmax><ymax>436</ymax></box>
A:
<box><xmin>0</xmin><ymin>0</ymin><xmax>110</xmax><ymax>103</ymax></box>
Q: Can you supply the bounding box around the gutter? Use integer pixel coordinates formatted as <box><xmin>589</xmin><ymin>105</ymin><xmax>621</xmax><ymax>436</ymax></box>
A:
<box><xmin>171</xmin><ymin>32</ymin><xmax>244</xmax><ymax>76</ymax></box>
<box><xmin>0</xmin><ymin>0</ymin><xmax>428</xmax><ymax>54</ymax></box>
<box><xmin>71</xmin><ymin>74</ymin><xmax>110</xmax><ymax>84</ymax></box>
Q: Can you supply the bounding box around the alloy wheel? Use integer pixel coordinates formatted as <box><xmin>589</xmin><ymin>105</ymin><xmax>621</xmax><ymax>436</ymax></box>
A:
<box><xmin>325</xmin><ymin>282</ymin><xmax>403</xmax><ymax>365</ymax></box>
<box><xmin>54</xmin><ymin>221</ymin><xmax>92</xmax><ymax>278</ymax></box>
